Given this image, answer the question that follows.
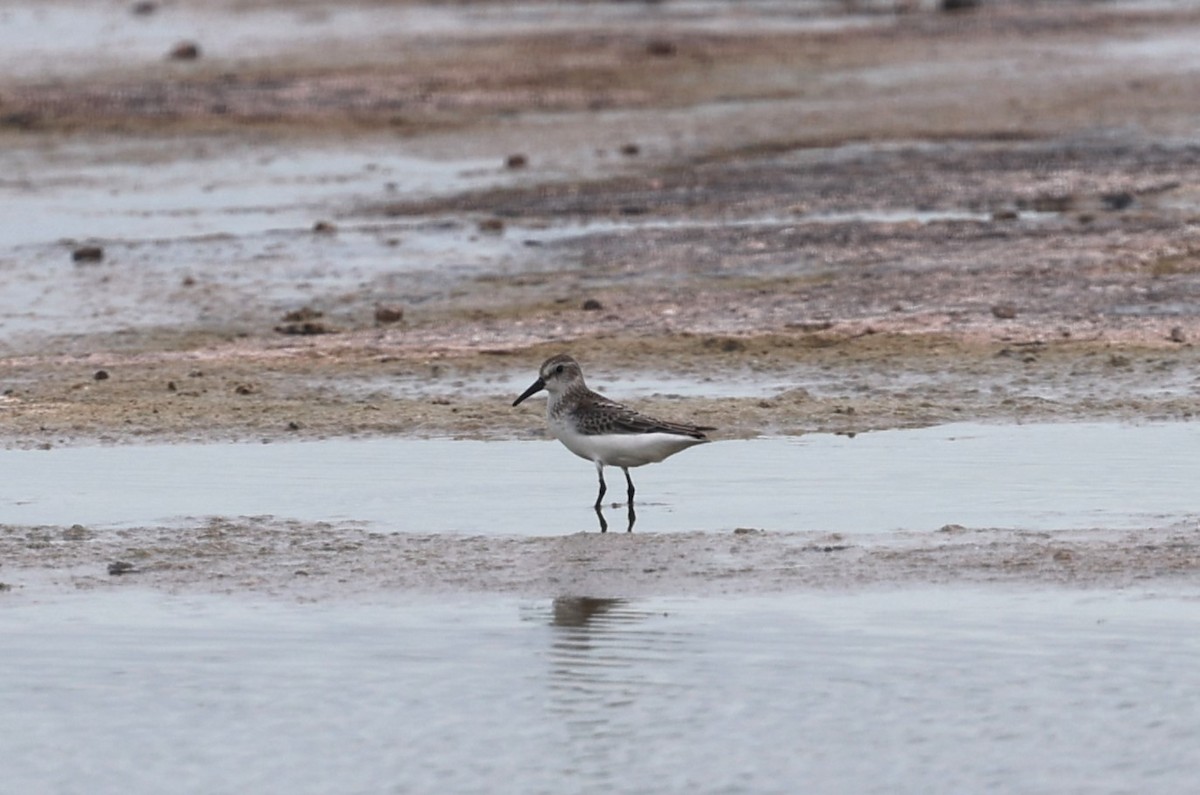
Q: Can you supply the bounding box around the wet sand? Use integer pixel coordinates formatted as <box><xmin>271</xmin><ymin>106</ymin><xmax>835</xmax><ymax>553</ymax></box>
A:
<box><xmin>3</xmin><ymin>0</ymin><xmax>1200</xmax><ymax>596</ymax></box>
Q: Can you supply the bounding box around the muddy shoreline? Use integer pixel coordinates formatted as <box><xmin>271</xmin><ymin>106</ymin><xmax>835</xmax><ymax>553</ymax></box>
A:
<box><xmin>4</xmin><ymin>1</ymin><xmax>1200</xmax><ymax>595</ymax></box>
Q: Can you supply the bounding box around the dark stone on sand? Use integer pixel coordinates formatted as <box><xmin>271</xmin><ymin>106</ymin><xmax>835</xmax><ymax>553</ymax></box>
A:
<box><xmin>374</xmin><ymin>305</ymin><xmax>404</xmax><ymax>324</ymax></box>
<box><xmin>646</xmin><ymin>39</ymin><xmax>677</xmax><ymax>57</ymax></box>
<box><xmin>1102</xmin><ymin>191</ymin><xmax>1134</xmax><ymax>211</ymax></box>
<box><xmin>277</xmin><ymin>307</ymin><xmax>333</xmax><ymax>333</ymax></box>
<box><xmin>941</xmin><ymin>0</ymin><xmax>979</xmax><ymax>10</ymax></box>
<box><xmin>108</xmin><ymin>561</ymin><xmax>137</xmax><ymax>576</ymax></box>
<box><xmin>275</xmin><ymin>321</ymin><xmax>334</xmax><ymax>335</ymax></box>
<box><xmin>131</xmin><ymin>1</ymin><xmax>157</xmax><ymax>15</ymax></box>
<box><xmin>505</xmin><ymin>154</ymin><xmax>528</xmax><ymax>169</ymax></box>
<box><xmin>72</xmin><ymin>245</ymin><xmax>104</xmax><ymax>263</ymax></box>
<box><xmin>1027</xmin><ymin>194</ymin><xmax>1075</xmax><ymax>213</ymax></box>
<box><xmin>1169</xmin><ymin>326</ymin><xmax>1186</xmax><ymax>343</ymax></box>
<box><xmin>478</xmin><ymin>218</ymin><xmax>505</xmax><ymax>234</ymax></box>
<box><xmin>282</xmin><ymin>306</ymin><xmax>323</xmax><ymax>323</ymax></box>
<box><xmin>168</xmin><ymin>41</ymin><xmax>201</xmax><ymax>61</ymax></box>
<box><xmin>991</xmin><ymin>303</ymin><xmax>1018</xmax><ymax>319</ymax></box>
<box><xmin>312</xmin><ymin>220</ymin><xmax>337</xmax><ymax>234</ymax></box>
<box><xmin>619</xmin><ymin>143</ymin><xmax>640</xmax><ymax>156</ymax></box>
<box><xmin>93</xmin><ymin>370</ymin><xmax>110</xmax><ymax>381</ymax></box>
<box><xmin>582</xmin><ymin>298</ymin><xmax>603</xmax><ymax>311</ymax></box>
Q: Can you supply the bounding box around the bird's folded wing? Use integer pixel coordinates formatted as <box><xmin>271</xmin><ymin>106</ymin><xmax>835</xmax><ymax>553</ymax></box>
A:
<box><xmin>582</xmin><ymin>395</ymin><xmax>713</xmax><ymax>439</ymax></box>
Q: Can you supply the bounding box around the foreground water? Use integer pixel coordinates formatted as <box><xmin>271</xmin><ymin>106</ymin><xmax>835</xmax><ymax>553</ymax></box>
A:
<box><xmin>4</xmin><ymin>422</ymin><xmax>1198</xmax><ymax>534</ymax></box>
<box><xmin>3</xmin><ymin>586</ymin><xmax>1197</xmax><ymax>795</ymax></box>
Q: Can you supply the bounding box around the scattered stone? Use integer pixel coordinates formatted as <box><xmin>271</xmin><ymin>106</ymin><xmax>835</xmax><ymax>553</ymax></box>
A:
<box><xmin>702</xmin><ymin>336</ymin><xmax>746</xmax><ymax>352</ymax></box>
<box><xmin>275</xmin><ymin>321</ymin><xmax>334</xmax><ymax>335</ymax></box>
<box><xmin>1101</xmin><ymin>191</ymin><xmax>1134</xmax><ymax>211</ymax></box>
<box><xmin>1108</xmin><ymin>354</ymin><xmax>1132</xmax><ymax>368</ymax></box>
<box><xmin>374</xmin><ymin>305</ymin><xmax>404</xmax><ymax>325</ymax></box>
<box><xmin>733</xmin><ymin>527</ymin><xmax>762</xmax><ymax>535</ymax></box>
<box><xmin>287</xmin><ymin>421</ymin><xmax>303</xmax><ymax>431</ymax></box>
<box><xmin>72</xmin><ymin>245</ymin><xmax>104</xmax><ymax>263</ymax></box>
<box><xmin>108</xmin><ymin>561</ymin><xmax>137</xmax><ymax>576</ymax></box>
<box><xmin>168</xmin><ymin>41</ymin><xmax>201</xmax><ymax>60</ymax></box>
<box><xmin>1052</xmin><ymin>549</ymin><xmax>1074</xmax><ymax>562</ymax></box>
<box><xmin>1028</xmin><ymin>194</ymin><xmax>1075</xmax><ymax>213</ymax></box>
<box><xmin>619</xmin><ymin>143</ymin><xmax>640</xmax><ymax>156</ymax></box>
<box><xmin>646</xmin><ymin>39</ymin><xmax>677</xmax><ymax>57</ymax></box>
<box><xmin>312</xmin><ymin>220</ymin><xmax>337</xmax><ymax>234</ymax></box>
<box><xmin>941</xmin><ymin>0</ymin><xmax>979</xmax><ymax>10</ymax></box>
<box><xmin>63</xmin><ymin>524</ymin><xmax>91</xmax><ymax>541</ymax></box>
<box><xmin>991</xmin><ymin>303</ymin><xmax>1018</xmax><ymax>319</ymax></box>
<box><xmin>181</xmin><ymin>275</ymin><xmax>196</xmax><ymax>287</ymax></box>
<box><xmin>131</xmin><ymin>1</ymin><xmax>157</xmax><ymax>14</ymax></box>
<box><xmin>478</xmin><ymin>218</ymin><xmax>505</xmax><ymax>234</ymax></box>
<box><xmin>938</xmin><ymin>524</ymin><xmax>968</xmax><ymax>533</ymax></box>
<box><xmin>282</xmin><ymin>306</ymin><xmax>323</xmax><ymax>323</ymax></box>
<box><xmin>582</xmin><ymin>298</ymin><xmax>603</xmax><ymax>311</ymax></box>
<box><xmin>505</xmin><ymin>154</ymin><xmax>528</xmax><ymax>169</ymax></box>
<box><xmin>991</xmin><ymin>209</ymin><xmax>1019</xmax><ymax>221</ymax></box>
<box><xmin>93</xmin><ymin>369</ymin><xmax>110</xmax><ymax>381</ymax></box>
<box><xmin>1169</xmin><ymin>326</ymin><xmax>1186</xmax><ymax>343</ymax></box>
<box><xmin>234</xmin><ymin>384</ymin><xmax>255</xmax><ymax>395</ymax></box>
<box><xmin>167</xmin><ymin>381</ymin><xmax>177</xmax><ymax>392</ymax></box>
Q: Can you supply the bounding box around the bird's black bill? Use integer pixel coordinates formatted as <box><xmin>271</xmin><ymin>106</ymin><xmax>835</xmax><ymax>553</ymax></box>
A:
<box><xmin>512</xmin><ymin>377</ymin><xmax>546</xmax><ymax>406</ymax></box>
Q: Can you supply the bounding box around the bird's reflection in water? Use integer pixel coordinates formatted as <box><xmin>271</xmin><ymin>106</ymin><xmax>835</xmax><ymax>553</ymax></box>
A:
<box><xmin>593</xmin><ymin>502</ymin><xmax>635</xmax><ymax>533</ymax></box>
<box><xmin>545</xmin><ymin>597</ymin><xmax>689</xmax><ymax>736</ymax></box>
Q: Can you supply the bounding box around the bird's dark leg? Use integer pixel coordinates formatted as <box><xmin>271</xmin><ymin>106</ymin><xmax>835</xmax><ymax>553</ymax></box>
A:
<box><xmin>626</xmin><ymin>501</ymin><xmax>636</xmax><ymax>533</ymax></box>
<box><xmin>623</xmin><ymin>467</ymin><xmax>636</xmax><ymax>506</ymax></box>
<box><xmin>594</xmin><ymin>464</ymin><xmax>607</xmax><ymax>509</ymax></box>
<box><xmin>594</xmin><ymin>503</ymin><xmax>609</xmax><ymax>533</ymax></box>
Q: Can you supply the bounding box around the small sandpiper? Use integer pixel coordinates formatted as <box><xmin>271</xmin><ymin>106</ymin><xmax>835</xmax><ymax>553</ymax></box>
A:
<box><xmin>513</xmin><ymin>354</ymin><xmax>714</xmax><ymax>513</ymax></box>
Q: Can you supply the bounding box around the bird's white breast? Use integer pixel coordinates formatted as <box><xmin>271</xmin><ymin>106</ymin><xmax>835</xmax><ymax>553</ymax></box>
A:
<box><xmin>549</xmin><ymin>415</ymin><xmax>706</xmax><ymax>468</ymax></box>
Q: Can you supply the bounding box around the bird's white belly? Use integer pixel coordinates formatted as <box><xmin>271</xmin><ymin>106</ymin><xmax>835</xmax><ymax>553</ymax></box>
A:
<box><xmin>551</xmin><ymin>423</ymin><xmax>705</xmax><ymax>468</ymax></box>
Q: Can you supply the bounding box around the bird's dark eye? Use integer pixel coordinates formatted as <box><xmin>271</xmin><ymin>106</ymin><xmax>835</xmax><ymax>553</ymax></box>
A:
<box><xmin>555</xmin><ymin>364</ymin><xmax>564</xmax><ymax>374</ymax></box>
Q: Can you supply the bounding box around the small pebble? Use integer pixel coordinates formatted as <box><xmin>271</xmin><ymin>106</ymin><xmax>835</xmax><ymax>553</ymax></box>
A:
<box><xmin>108</xmin><ymin>561</ymin><xmax>137</xmax><ymax>576</ymax></box>
<box><xmin>93</xmin><ymin>370</ymin><xmax>110</xmax><ymax>381</ymax></box>
<box><xmin>991</xmin><ymin>303</ymin><xmax>1018</xmax><ymax>319</ymax></box>
<box><xmin>374</xmin><ymin>306</ymin><xmax>404</xmax><ymax>325</ymax></box>
<box><xmin>505</xmin><ymin>154</ymin><xmax>527</xmax><ymax>169</ymax></box>
<box><xmin>168</xmin><ymin>41</ymin><xmax>200</xmax><ymax>60</ymax></box>
<box><xmin>582</xmin><ymin>298</ymin><xmax>603</xmax><ymax>311</ymax></box>
<box><xmin>1169</xmin><ymin>326</ymin><xmax>1186</xmax><ymax>343</ymax></box>
<box><xmin>72</xmin><ymin>245</ymin><xmax>104</xmax><ymax>263</ymax></box>
<box><xmin>646</xmin><ymin>39</ymin><xmax>677</xmax><ymax>57</ymax></box>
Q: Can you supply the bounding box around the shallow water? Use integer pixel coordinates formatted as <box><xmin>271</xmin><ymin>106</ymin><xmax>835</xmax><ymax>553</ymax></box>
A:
<box><xmin>2</xmin><ymin>586</ymin><xmax>1198</xmax><ymax>795</ymax></box>
<box><xmin>3</xmin><ymin>422</ymin><xmax>1199</xmax><ymax>534</ymax></box>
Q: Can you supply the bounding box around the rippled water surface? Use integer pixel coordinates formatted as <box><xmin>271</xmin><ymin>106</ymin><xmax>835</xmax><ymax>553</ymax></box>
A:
<box><xmin>3</xmin><ymin>586</ymin><xmax>1198</xmax><ymax>795</ymax></box>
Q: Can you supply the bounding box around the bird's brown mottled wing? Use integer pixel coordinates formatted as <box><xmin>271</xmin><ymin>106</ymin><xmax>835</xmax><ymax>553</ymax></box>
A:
<box><xmin>575</xmin><ymin>391</ymin><xmax>713</xmax><ymax>439</ymax></box>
